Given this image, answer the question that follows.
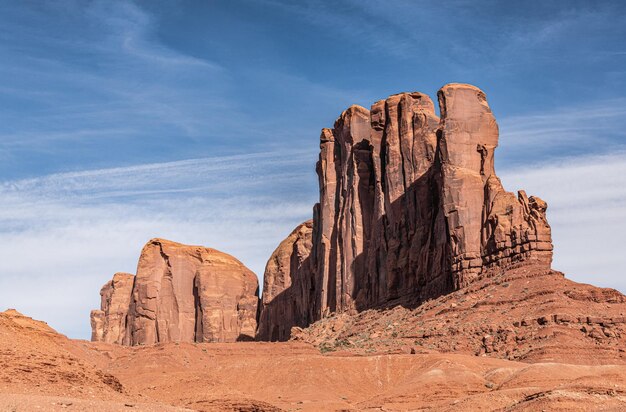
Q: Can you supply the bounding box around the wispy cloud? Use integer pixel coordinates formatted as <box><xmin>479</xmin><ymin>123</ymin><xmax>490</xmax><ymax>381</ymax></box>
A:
<box><xmin>255</xmin><ymin>0</ymin><xmax>626</xmax><ymax>77</ymax></box>
<box><xmin>0</xmin><ymin>1</ymin><xmax>230</xmax><ymax>171</ymax></box>
<box><xmin>0</xmin><ymin>150</ymin><xmax>318</xmax><ymax>339</ymax></box>
<box><xmin>1</xmin><ymin>151</ymin><xmax>313</xmax><ymax>197</ymax></box>
<box><xmin>497</xmin><ymin>98</ymin><xmax>626</xmax><ymax>164</ymax></box>
<box><xmin>499</xmin><ymin>151</ymin><xmax>626</xmax><ymax>292</ymax></box>
<box><xmin>91</xmin><ymin>1</ymin><xmax>221</xmax><ymax>70</ymax></box>
<box><xmin>250</xmin><ymin>0</ymin><xmax>436</xmax><ymax>59</ymax></box>
<box><xmin>0</xmin><ymin>1</ymin><xmax>366</xmax><ymax>179</ymax></box>
<box><xmin>2</xmin><ymin>145</ymin><xmax>626</xmax><ymax>340</ymax></box>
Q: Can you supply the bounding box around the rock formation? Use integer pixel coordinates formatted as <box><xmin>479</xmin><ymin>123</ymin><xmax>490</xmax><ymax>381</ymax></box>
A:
<box><xmin>292</xmin><ymin>264</ymin><xmax>626</xmax><ymax>366</ymax></box>
<box><xmin>437</xmin><ymin>84</ymin><xmax>552</xmax><ymax>286</ymax></box>
<box><xmin>257</xmin><ymin>221</ymin><xmax>314</xmax><ymax>341</ymax></box>
<box><xmin>91</xmin><ymin>239</ymin><xmax>259</xmax><ymax>345</ymax></box>
<box><xmin>258</xmin><ymin>83</ymin><xmax>553</xmax><ymax>340</ymax></box>
<box><xmin>90</xmin><ymin>272</ymin><xmax>134</xmax><ymax>344</ymax></box>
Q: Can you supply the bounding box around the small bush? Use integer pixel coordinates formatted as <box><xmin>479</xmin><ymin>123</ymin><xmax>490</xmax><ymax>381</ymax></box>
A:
<box><xmin>319</xmin><ymin>342</ymin><xmax>335</xmax><ymax>354</ymax></box>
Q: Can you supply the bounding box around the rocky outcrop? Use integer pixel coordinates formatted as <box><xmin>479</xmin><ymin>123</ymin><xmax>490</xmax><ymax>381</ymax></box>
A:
<box><xmin>91</xmin><ymin>239</ymin><xmax>259</xmax><ymax>345</ymax></box>
<box><xmin>438</xmin><ymin>84</ymin><xmax>552</xmax><ymax>287</ymax></box>
<box><xmin>291</xmin><ymin>264</ymin><xmax>626</xmax><ymax>366</ymax></box>
<box><xmin>257</xmin><ymin>221</ymin><xmax>313</xmax><ymax>341</ymax></box>
<box><xmin>90</xmin><ymin>272</ymin><xmax>134</xmax><ymax>344</ymax></box>
<box><xmin>313</xmin><ymin>93</ymin><xmax>450</xmax><ymax>317</ymax></box>
<box><xmin>193</xmin><ymin>255</ymin><xmax>259</xmax><ymax>343</ymax></box>
<box><xmin>258</xmin><ymin>83</ymin><xmax>553</xmax><ymax>340</ymax></box>
<box><xmin>90</xmin><ymin>310</ymin><xmax>104</xmax><ymax>342</ymax></box>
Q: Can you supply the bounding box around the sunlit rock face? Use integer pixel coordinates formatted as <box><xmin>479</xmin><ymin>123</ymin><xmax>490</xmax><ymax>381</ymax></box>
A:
<box><xmin>90</xmin><ymin>272</ymin><xmax>134</xmax><ymax>344</ymax></box>
<box><xmin>257</xmin><ymin>83</ymin><xmax>552</xmax><ymax>341</ymax></box>
<box><xmin>91</xmin><ymin>239</ymin><xmax>259</xmax><ymax>345</ymax></box>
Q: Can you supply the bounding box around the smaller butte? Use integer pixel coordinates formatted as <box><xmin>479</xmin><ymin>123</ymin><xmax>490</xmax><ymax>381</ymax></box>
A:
<box><xmin>90</xmin><ymin>238</ymin><xmax>259</xmax><ymax>345</ymax></box>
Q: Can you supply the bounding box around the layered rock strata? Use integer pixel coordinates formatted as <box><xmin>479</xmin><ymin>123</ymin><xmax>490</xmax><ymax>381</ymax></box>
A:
<box><xmin>258</xmin><ymin>83</ymin><xmax>552</xmax><ymax>340</ymax></box>
<box><xmin>91</xmin><ymin>239</ymin><xmax>259</xmax><ymax>345</ymax></box>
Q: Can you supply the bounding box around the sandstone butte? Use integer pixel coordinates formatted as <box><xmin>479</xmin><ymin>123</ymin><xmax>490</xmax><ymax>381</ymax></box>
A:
<box><xmin>257</xmin><ymin>83</ymin><xmax>552</xmax><ymax>341</ymax></box>
<box><xmin>91</xmin><ymin>238</ymin><xmax>259</xmax><ymax>345</ymax></box>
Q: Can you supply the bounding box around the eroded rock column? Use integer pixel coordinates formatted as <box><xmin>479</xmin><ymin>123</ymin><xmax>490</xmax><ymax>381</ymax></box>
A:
<box><xmin>438</xmin><ymin>83</ymin><xmax>500</xmax><ymax>287</ymax></box>
<box><xmin>90</xmin><ymin>272</ymin><xmax>133</xmax><ymax>344</ymax></box>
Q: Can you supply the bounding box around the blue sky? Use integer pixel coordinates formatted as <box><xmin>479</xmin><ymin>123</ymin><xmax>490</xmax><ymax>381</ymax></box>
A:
<box><xmin>0</xmin><ymin>0</ymin><xmax>625</xmax><ymax>339</ymax></box>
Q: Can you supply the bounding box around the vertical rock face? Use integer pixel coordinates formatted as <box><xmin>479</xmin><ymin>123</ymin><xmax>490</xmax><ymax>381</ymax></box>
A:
<box><xmin>438</xmin><ymin>84</ymin><xmax>497</xmax><ymax>287</ymax></box>
<box><xmin>363</xmin><ymin>93</ymin><xmax>450</xmax><ymax>309</ymax></box>
<box><xmin>125</xmin><ymin>239</ymin><xmax>200</xmax><ymax>345</ymax></box>
<box><xmin>258</xmin><ymin>83</ymin><xmax>553</xmax><ymax>340</ymax></box>
<box><xmin>437</xmin><ymin>84</ymin><xmax>552</xmax><ymax>286</ymax></box>
<box><xmin>90</xmin><ymin>310</ymin><xmax>104</xmax><ymax>342</ymax></box>
<box><xmin>257</xmin><ymin>221</ymin><xmax>313</xmax><ymax>341</ymax></box>
<box><xmin>91</xmin><ymin>239</ymin><xmax>259</xmax><ymax>345</ymax></box>
<box><xmin>194</xmin><ymin>258</ymin><xmax>259</xmax><ymax>343</ymax></box>
<box><xmin>125</xmin><ymin>239</ymin><xmax>259</xmax><ymax>345</ymax></box>
<box><xmin>312</xmin><ymin>92</ymin><xmax>452</xmax><ymax>318</ymax></box>
<box><xmin>90</xmin><ymin>272</ymin><xmax>134</xmax><ymax>344</ymax></box>
<box><xmin>314</xmin><ymin>105</ymin><xmax>372</xmax><ymax>317</ymax></box>
<box><xmin>314</xmin><ymin>93</ymin><xmax>451</xmax><ymax>318</ymax></box>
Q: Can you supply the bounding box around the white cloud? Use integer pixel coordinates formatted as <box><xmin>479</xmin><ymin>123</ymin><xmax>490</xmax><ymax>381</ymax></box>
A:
<box><xmin>499</xmin><ymin>98</ymin><xmax>626</xmax><ymax>151</ymax></box>
<box><xmin>0</xmin><ymin>150</ymin><xmax>318</xmax><ymax>340</ymax></box>
<box><xmin>499</xmin><ymin>151</ymin><xmax>626</xmax><ymax>292</ymax></box>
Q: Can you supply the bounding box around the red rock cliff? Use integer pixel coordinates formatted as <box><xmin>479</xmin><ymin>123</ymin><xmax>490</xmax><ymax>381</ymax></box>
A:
<box><xmin>257</xmin><ymin>83</ymin><xmax>552</xmax><ymax>340</ymax></box>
